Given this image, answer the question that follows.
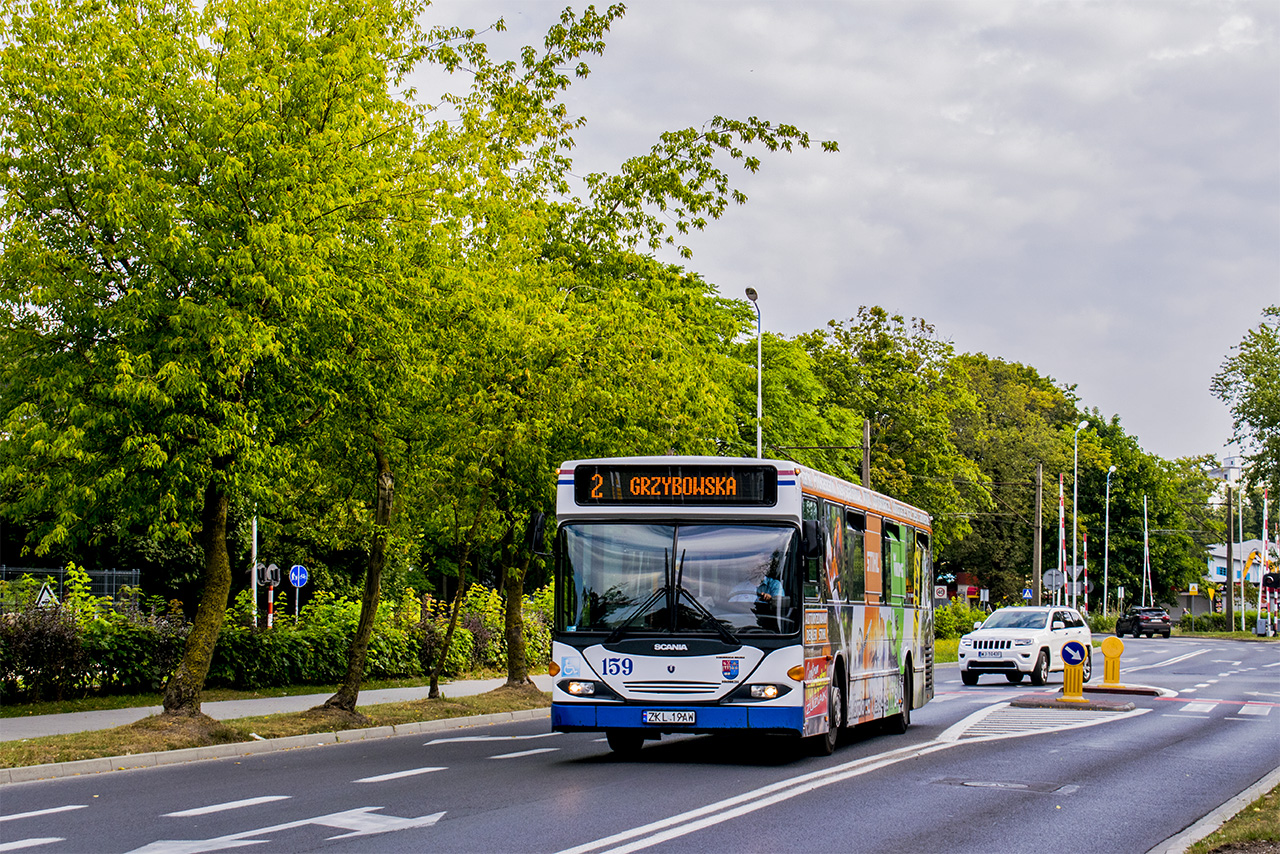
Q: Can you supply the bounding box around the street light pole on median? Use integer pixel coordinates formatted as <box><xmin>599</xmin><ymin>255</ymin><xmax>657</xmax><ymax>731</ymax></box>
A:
<box><xmin>745</xmin><ymin>288</ymin><xmax>762</xmax><ymax>458</ymax></box>
<box><xmin>1072</xmin><ymin>419</ymin><xmax>1089</xmax><ymax>609</ymax></box>
<box><xmin>1104</xmin><ymin>464</ymin><xmax>1116</xmax><ymax>617</ymax></box>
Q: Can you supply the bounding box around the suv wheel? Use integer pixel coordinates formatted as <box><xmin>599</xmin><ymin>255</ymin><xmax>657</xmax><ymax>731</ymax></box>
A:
<box><xmin>1082</xmin><ymin>649</ymin><xmax>1092</xmax><ymax>683</ymax></box>
<box><xmin>1029</xmin><ymin>650</ymin><xmax>1049</xmax><ymax>686</ymax></box>
<box><xmin>961</xmin><ymin>670</ymin><xmax>979</xmax><ymax>686</ymax></box>
<box><xmin>1006</xmin><ymin>672</ymin><xmax>1025</xmax><ymax>684</ymax></box>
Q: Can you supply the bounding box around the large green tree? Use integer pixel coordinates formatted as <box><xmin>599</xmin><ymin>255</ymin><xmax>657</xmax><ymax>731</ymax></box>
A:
<box><xmin>1213</xmin><ymin>305</ymin><xmax>1280</xmax><ymax>491</ymax></box>
<box><xmin>0</xmin><ymin>0</ymin><xmax>430</xmax><ymax>714</ymax></box>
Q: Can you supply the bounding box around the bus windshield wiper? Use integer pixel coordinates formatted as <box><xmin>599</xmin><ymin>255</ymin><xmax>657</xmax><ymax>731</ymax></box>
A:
<box><xmin>673</xmin><ymin>549</ymin><xmax>740</xmax><ymax>646</ymax></box>
<box><xmin>605</xmin><ymin>549</ymin><xmax>671</xmax><ymax>644</ymax></box>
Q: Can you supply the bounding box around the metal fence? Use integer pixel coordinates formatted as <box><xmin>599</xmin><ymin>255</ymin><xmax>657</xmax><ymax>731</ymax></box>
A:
<box><xmin>0</xmin><ymin>565</ymin><xmax>141</xmax><ymax>601</ymax></box>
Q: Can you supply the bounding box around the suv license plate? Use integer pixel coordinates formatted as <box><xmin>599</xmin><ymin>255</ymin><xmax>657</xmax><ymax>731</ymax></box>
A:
<box><xmin>642</xmin><ymin>710</ymin><xmax>695</xmax><ymax>725</ymax></box>
<box><xmin>978</xmin><ymin>650</ymin><xmax>1003</xmax><ymax>659</ymax></box>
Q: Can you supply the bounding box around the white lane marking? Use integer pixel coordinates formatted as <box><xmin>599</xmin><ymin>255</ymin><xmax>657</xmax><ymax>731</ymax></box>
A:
<box><xmin>555</xmin><ymin>702</ymin><xmax>1149</xmax><ymax>854</ymax></box>
<box><xmin>1126</xmin><ymin>649</ymin><xmax>1208</xmax><ymax>673</ymax></box>
<box><xmin>426</xmin><ymin>733</ymin><xmax>561</xmax><ymax>746</ymax></box>
<box><xmin>1264</xmin><ymin>661</ymin><xmax>1280</xmax><ymax>668</ymax></box>
<box><xmin>1239</xmin><ymin>704</ymin><xmax>1272</xmax><ymax>716</ymax></box>
<box><xmin>492</xmin><ymin>748</ymin><xmax>560</xmax><ymax>759</ymax></box>
<box><xmin>0</xmin><ymin>806</ymin><xmax>87</xmax><ymax>823</ymax></box>
<box><xmin>355</xmin><ymin>767</ymin><xmax>447</xmax><ymax>783</ymax></box>
<box><xmin>127</xmin><ymin>807</ymin><xmax>445</xmax><ymax>853</ymax></box>
<box><xmin>164</xmin><ymin>796</ymin><xmax>291</xmax><ymax>817</ymax></box>
<box><xmin>1180</xmin><ymin>702</ymin><xmax>1218</xmax><ymax>714</ymax></box>
<box><xmin>0</xmin><ymin>839</ymin><xmax>65</xmax><ymax>852</ymax></box>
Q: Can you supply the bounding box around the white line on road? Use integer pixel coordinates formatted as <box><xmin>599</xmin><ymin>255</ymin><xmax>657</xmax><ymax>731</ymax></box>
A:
<box><xmin>163</xmin><ymin>796</ymin><xmax>291</xmax><ymax>817</ymax></box>
<box><xmin>492</xmin><ymin>748</ymin><xmax>560</xmax><ymax>759</ymax></box>
<box><xmin>426</xmin><ymin>733</ymin><xmax>562</xmax><ymax>746</ymax></box>
<box><xmin>1179</xmin><ymin>702</ymin><xmax>1218</xmax><ymax>714</ymax></box>
<box><xmin>0</xmin><ymin>806</ymin><xmax>87</xmax><ymax>823</ymax></box>
<box><xmin>0</xmin><ymin>838</ymin><xmax>65</xmax><ymax>851</ymax></box>
<box><xmin>1126</xmin><ymin>648</ymin><xmax>1208</xmax><ymax>673</ymax></box>
<box><xmin>1239</xmin><ymin>704</ymin><xmax>1272</xmax><ymax>716</ymax></box>
<box><xmin>355</xmin><ymin>766</ymin><xmax>447</xmax><ymax>783</ymax></box>
<box><xmin>554</xmin><ymin>702</ymin><xmax>1149</xmax><ymax>854</ymax></box>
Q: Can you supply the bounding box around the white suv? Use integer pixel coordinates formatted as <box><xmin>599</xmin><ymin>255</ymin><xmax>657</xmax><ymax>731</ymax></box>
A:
<box><xmin>958</xmin><ymin>606</ymin><xmax>1092</xmax><ymax>686</ymax></box>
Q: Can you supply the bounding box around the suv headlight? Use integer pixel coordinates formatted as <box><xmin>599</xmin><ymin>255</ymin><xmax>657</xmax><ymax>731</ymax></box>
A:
<box><xmin>1013</xmin><ymin>639</ymin><xmax>1033</xmax><ymax>646</ymax></box>
<box><xmin>959</xmin><ymin>637</ymin><xmax>973</xmax><ymax>647</ymax></box>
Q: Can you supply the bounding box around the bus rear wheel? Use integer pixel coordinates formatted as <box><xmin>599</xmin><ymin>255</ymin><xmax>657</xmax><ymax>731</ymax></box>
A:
<box><xmin>606</xmin><ymin>730</ymin><xmax>644</xmax><ymax>756</ymax></box>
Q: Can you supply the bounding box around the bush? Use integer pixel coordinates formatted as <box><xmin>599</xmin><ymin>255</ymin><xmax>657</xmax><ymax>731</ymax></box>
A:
<box><xmin>1087</xmin><ymin>612</ymin><xmax>1117</xmax><ymax>635</ymax></box>
<box><xmin>1180</xmin><ymin>610</ymin><xmax>1260</xmax><ymax>633</ymax></box>
<box><xmin>0</xmin><ymin>605</ymin><xmax>87</xmax><ymax>702</ymax></box>
<box><xmin>933</xmin><ymin>597</ymin><xmax>988</xmax><ymax>639</ymax></box>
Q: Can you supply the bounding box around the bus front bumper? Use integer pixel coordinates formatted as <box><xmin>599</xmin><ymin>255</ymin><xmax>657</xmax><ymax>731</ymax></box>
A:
<box><xmin>551</xmin><ymin>702</ymin><xmax>803</xmax><ymax>734</ymax></box>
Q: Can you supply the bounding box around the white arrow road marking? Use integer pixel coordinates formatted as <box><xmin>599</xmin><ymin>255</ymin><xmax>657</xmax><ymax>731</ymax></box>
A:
<box><xmin>126</xmin><ymin>807</ymin><xmax>445</xmax><ymax>854</ymax></box>
<box><xmin>426</xmin><ymin>732</ymin><xmax>561</xmax><ymax>746</ymax></box>
<box><xmin>165</xmin><ymin>797</ymin><xmax>291</xmax><ymax>817</ymax></box>
<box><xmin>0</xmin><ymin>806</ymin><xmax>87</xmax><ymax>823</ymax></box>
<box><xmin>491</xmin><ymin>748</ymin><xmax>560</xmax><ymax>759</ymax></box>
<box><xmin>355</xmin><ymin>766</ymin><xmax>446</xmax><ymax>783</ymax></box>
<box><xmin>0</xmin><ymin>841</ymin><xmax>65</xmax><ymax>852</ymax></box>
<box><xmin>555</xmin><ymin>702</ymin><xmax>1149</xmax><ymax>854</ymax></box>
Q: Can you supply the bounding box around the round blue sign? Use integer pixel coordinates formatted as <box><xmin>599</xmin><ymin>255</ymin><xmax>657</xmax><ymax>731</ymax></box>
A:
<box><xmin>289</xmin><ymin>564</ymin><xmax>308</xmax><ymax>587</ymax></box>
<box><xmin>1061</xmin><ymin>640</ymin><xmax>1087</xmax><ymax>666</ymax></box>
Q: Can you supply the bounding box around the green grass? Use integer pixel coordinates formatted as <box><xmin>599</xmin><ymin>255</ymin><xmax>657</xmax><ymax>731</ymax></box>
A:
<box><xmin>0</xmin><ymin>670</ymin><xmax>511</xmax><ymax>718</ymax></box>
<box><xmin>1188</xmin><ymin>783</ymin><xmax>1280</xmax><ymax>854</ymax></box>
<box><xmin>0</xmin><ymin>683</ymin><xmax>549</xmax><ymax>769</ymax></box>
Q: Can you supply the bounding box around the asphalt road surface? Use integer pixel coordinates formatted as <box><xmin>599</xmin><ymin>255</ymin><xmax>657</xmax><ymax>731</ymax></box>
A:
<box><xmin>2</xmin><ymin>637</ymin><xmax>1277</xmax><ymax>854</ymax></box>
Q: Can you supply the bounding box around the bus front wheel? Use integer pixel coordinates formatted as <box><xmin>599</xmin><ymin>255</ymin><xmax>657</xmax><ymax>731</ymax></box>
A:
<box><xmin>606</xmin><ymin>730</ymin><xmax>644</xmax><ymax>756</ymax></box>
<box><xmin>885</xmin><ymin>668</ymin><xmax>912</xmax><ymax>734</ymax></box>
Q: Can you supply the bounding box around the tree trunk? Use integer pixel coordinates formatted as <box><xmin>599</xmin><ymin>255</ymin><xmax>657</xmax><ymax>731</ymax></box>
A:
<box><xmin>428</xmin><ymin>566</ymin><xmax>467</xmax><ymax>699</ymax></box>
<box><xmin>504</xmin><ymin>548</ymin><xmax>533</xmax><ymax>687</ymax></box>
<box><xmin>162</xmin><ymin>479</ymin><xmax>232</xmax><ymax>716</ymax></box>
<box><xmin>324</xmin><ymin>437</ymin><xmax>394</xmax><ymax>712</ymax></box>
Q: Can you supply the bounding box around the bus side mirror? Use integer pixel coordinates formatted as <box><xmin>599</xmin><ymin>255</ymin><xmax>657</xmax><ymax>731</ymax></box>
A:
<box><xmin>801</xmin><ymin>520</ymin><xmax>824</xmax><ymax>558</ymax></box>
<box><xmin>525</xmin><ymin>512</ymin><xmax>550</xmax><ymax>557</ymax></box>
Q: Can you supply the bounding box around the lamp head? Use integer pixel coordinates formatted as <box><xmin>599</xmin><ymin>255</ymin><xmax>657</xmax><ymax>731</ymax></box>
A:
<box><xmin>1109</xmin><ymin>465</ymin><xmax>1117</xmax><ymax>474</ymax></box>
<box><xmin>1077</xmin><ymin>419</ymin><xmax>1089</xmax><ymax>431</ymax></box>
<box><xmin>745</xmin><ymin>287</ymin><xmax>758</xmax><ymax>302</ymax></box>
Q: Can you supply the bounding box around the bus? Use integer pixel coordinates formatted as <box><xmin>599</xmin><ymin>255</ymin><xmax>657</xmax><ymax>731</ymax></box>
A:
<box><xmin>548</xmin><ymin>455</ymin><xmax>934</xmax><ymax>755</ymax></box>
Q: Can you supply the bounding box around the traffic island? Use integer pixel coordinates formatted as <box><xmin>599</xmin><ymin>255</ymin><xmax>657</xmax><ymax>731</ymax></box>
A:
<box><xmin>1010</xmin><ymin>693</ymin><xmax>1136</xmax><ymax>712</ymax></box>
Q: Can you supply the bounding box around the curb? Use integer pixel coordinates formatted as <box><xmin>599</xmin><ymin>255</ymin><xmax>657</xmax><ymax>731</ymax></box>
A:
<box><xmin>0</xmin><ymin>707</ymin><xmax>551</xmax><ymax>786</ymax></box>
<box><xmin>1146</xmin><ymin>763</ymin><xmax>1280</xmax><ymax>854</ymax></box>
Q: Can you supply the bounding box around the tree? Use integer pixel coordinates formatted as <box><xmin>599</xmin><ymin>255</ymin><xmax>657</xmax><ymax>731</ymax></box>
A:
<box><xmin>1213</xmin><ymin>306</ymin><xmax>1280</xmax><ymax>490</ymax></box>
<box><xmin>0</xmin><ymin>0</ymin><xmax>430</xmax><ymax>715</ymax></box>
<box><xmin>798</xmin><ymin>307</ymin><xmax>990</xmax><ymax>550</ymax></box>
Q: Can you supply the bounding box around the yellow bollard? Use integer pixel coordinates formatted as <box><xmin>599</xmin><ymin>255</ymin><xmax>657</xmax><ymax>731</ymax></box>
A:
<box><xmin>1060</xmin><ymin>640</ymin><xmax>1089</xmax><ymax>702</ymax></box>
<box><xmin>1101</xmin><ymin>636</ymin><xmax>1124</xmax><ymax>686</ymax></box>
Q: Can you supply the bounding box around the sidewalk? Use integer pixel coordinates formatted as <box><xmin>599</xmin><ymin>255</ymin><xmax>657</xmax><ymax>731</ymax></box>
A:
<box><xmin>0</xmin><ymin>675</ymin><xmax>554</xmax><ymax>742</ymax></box>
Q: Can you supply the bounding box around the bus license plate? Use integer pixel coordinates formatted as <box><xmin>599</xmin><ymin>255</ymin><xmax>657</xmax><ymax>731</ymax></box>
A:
<box><xmin>642</xmin><ymin>710</ymin><xmax>695</xmax><ymax>725</ymax></box>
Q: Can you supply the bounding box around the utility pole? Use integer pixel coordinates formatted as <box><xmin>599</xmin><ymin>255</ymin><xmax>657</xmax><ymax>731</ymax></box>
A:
<box><xmin>1034</xmin><ymin>463</ymin><xmax>1043</xmax><ymax>606</ymax></box>
<box><xmin>862</xmin><ymin>419</ymin><xmax>871</xmax><ymax>489</ymax></box>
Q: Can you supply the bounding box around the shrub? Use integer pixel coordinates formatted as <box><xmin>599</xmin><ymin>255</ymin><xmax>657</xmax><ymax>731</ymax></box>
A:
<box><xmin>933</xmin><ymin>597</ymin><xmax>988</xmax><ymax>639</ymax></box>
<box><xmin>0</xmin><ymin>605</ymin><xmax>86</xmax><ymax>702</ymax></box>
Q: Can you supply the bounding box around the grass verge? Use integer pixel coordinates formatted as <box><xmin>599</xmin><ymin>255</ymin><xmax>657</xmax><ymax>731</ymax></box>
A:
<box><xmin>0</xmin><ymin>683</ymin><xmax>549</xmax><ymax>770</ymax></box>
<box><xmin>1188</xmin><ymin>783</ymin><xmax>1280</xmax><ymax>854</ymax></box>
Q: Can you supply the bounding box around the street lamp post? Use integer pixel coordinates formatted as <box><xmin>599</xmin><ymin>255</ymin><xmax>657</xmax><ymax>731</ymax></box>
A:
<box><xmin>1072</xmin><ymin>419</ymin><xmax>1089</xmax><ymax>609</ymax></box>
<box><xmin>745</xmin><ymin>288</ymin><xmax>762</xmax><ymax>458</ymax></box>
<box><xmin>1104</xmin><ymin>464</ymin><xmax>1117</xmax><ymax>617</ymax></box>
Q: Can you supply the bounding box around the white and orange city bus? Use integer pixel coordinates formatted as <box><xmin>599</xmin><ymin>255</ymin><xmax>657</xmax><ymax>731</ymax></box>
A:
<box><xmin>548</xmin><ymin>456</ymin><xmax>934</xmax><ymax>755</ymax></box>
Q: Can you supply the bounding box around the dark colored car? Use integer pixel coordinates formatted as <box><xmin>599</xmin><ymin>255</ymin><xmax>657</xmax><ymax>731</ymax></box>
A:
<box><xmin>1116</xmin><ymin>606</ymin><xmax>1172</xmax><ymax>638</ymax></box>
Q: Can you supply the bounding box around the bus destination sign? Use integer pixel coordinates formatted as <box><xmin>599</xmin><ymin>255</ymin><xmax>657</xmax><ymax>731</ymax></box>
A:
<box><xmin>574</xmin><ymin>464</ymin><xmax>778</xmax><ymax>507</ymax></box>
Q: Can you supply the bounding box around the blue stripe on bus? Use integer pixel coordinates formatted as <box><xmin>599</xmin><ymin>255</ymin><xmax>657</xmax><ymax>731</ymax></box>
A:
<box><xmin>551</xmin><ymin>703</ymin><xmax>803</xmax><ymax>733</ymax></box>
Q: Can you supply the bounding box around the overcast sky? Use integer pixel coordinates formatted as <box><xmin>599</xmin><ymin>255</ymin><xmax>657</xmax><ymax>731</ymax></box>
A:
<box><xmin>425</xmin><ymin>0</ymin><xmax>1279</xmax><ymax>463</ymax></box>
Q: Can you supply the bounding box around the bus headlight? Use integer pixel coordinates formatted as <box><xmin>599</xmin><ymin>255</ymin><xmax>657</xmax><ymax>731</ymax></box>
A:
<box><xmin>750</xmin><ymin>684</ymin><xmax>781</xmax><ymax>699</ymax></box>
<box><xmin>565</xmin><ymin>681</ymin><xmax>596</xmax><ymax>696</ymax></box>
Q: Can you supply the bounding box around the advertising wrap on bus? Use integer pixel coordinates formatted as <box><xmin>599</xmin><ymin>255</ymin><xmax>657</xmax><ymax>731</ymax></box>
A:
<box><xmin>549</xmin><ymin>456</ymin><xmax>934</xmax><ymax>756</ymax></box>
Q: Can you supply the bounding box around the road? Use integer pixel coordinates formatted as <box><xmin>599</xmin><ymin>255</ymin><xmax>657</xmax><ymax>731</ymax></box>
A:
<box><xmin>2</xmin><ymin>637</ymin><xmax>1277</xmax><ymax>854</ymax></box>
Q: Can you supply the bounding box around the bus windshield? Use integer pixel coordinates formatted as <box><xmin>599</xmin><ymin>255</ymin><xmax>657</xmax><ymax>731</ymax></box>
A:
<box><xmin>558</xmin><ymin>523</ymin><xmax>800</xmax><ymax>637</ymax></box>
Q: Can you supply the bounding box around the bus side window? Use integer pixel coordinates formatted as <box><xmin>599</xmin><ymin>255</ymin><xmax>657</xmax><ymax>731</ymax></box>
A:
<box><xmin>904</xmin><ymin>528</ymin><xmax>916</xmax><ymax>605</ymax></box>
<box><xmin>883</xmin><ymin>522</ymin><xmax>904</xmax><ymax>604</ymax></box>
<box><xmin>843</xmin><ymin>511</ymin><xmax>865</xmax><ymax>602</ymax></box>
<box><xmin>825</xmin><ymin>501</ymin><xmax>845</xmax><ymax>604</ymax></box>
<box><xmin>917</xmin><ymin>531</ymin><xmax>931</xmax><ymax>605</ymax></box>
<box><xmin>803</xmin><ymin>497</ymin><xmax>821</xmax><ymax>601</ymax></box>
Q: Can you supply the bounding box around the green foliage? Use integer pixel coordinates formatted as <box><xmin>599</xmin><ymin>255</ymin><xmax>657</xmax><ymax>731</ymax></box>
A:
<box><xmin>1179</xmin><ymin>610</ymin><xmax>1262</xmax><ymax>633</ymax></box>
<box><xmin>1213</xmin><ymin>306</ymin><xmax>1280</xmax><ymax>489</ymax></box>
<box><xmin>0</xmin><ymin>605</ymin><xmax>85</xmax><ymax>702</ymax></box>
<box><xmin>932</xmin><ymin>597</ymin><xmax>989</xmax><ymax>640</ymax></box>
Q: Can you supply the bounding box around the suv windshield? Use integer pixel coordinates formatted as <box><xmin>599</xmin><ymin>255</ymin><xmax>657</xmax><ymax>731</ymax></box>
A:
<box><xmin>981</xmin><ymin>610</ymin><xmax>1050</xmax><ymax>630</ymax></box>
<box><xmin>558</xmin><ymin>523</ymin><xmax>800</xmax><ymax>636</ymax></box>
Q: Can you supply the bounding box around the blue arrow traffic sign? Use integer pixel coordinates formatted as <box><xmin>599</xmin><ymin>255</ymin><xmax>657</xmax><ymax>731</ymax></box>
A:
<box><xmin>1061</xmin><ymin>640</ymin><xmax>1087</xmax><ymax>666</ymax></box>
<box><xmin>289</xmin><ymin>564</ymin><xmax>308</xmax><ymax>588</ymax></box>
